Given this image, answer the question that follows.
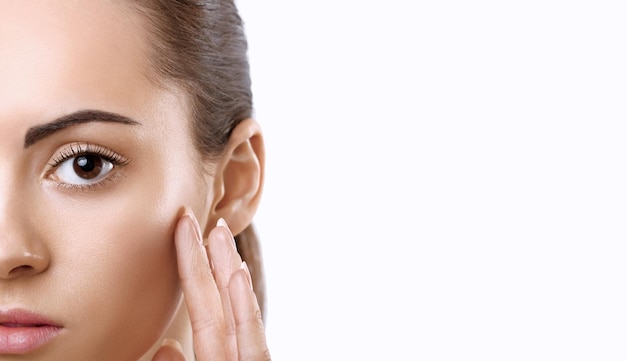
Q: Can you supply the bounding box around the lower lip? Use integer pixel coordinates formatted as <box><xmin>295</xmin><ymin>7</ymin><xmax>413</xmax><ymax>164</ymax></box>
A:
<box><xmin>0</xmin><ymin>325</ymin><xmax>63</xmax><ymax>354</ymax></box>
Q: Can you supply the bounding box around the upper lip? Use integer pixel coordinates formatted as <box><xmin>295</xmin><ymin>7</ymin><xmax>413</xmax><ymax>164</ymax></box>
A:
<box><xmin>0</xmin><ymin>308</ymin><xmax>61</xmax><ymax>328</ymax></box>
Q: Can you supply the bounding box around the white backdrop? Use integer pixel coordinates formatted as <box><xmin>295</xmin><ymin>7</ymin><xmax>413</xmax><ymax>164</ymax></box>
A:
<box><xmin>236</xmin><ymin>1</ymin><xmax>626</xmax><ymax>360</ymax></box>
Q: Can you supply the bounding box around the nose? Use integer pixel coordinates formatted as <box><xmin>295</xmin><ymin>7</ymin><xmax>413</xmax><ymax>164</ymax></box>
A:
<box><xmin>0</xmin><ymin>119</ymin><xmax>51</xmax><ymax>280</ymax></box>
<box><xmin>0</xmin><ymin>194</ymin><xmax>50</xmax><ymax>280</ymax></box>
<box><xmin>0</xmin><ymin>220</ymin><xmax>51</xmax><ymax>278</ymax></box>
<box><xmin>0</xmin><ymin>215</ymin><xmax>51</xmax><ymax>279</ymax></box>
<box><xmin>0</xmin><ymin>245</ymin><xmax>50</xmax><ymax>279</ymax></box>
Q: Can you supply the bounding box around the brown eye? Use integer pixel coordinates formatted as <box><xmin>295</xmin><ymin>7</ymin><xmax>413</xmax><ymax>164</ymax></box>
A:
<box><xmin>73</xmin><ymin>155</ymin><xmax>103</xmax><ymax>179</ymax></box>
<box><xmin>53</xmin><ymin>153</ymin><xmax>114</xmax><ymax>185</ymax></box>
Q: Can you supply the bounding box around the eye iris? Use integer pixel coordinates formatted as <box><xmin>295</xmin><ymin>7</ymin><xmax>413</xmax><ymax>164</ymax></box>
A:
<box><xmin>73</xmin><ymin>155</ymin><xmax>103</xmax><ymax>179</ymax></box>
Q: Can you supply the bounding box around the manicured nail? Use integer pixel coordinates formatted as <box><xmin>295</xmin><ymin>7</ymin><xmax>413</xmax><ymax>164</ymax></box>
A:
<box><xmin>160</xmin><ymin>338</ymin><xmax>184</xmax><ymax>353</ymax></box>
<box><xmin>183</xmin><ymin>209</ymin><xmax>203</xmax><ymax>245</ymax></box>
<box><xmin>217</xmin><ymin>218</ymin><xmax>237</xmax><ymax>248</ymax></box>
<box><xmin>241</xmin><ymin>261</ymin><xmax>253</xmax><ymax>290</ymax></box>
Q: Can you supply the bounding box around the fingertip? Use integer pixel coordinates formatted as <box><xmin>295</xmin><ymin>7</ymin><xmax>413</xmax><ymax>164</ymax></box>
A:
<box><xmin>230</xmin><ymin>269</ymin><xmax>271</xmax><ymax>361</ymax></box>
<box><xmin>176</xmin><ymin>208</ymin><xmax>203</xmax><ymax>247</ymax></box>
<box><xmin>209</xmin><ymin>217</ymin><xmax>236</xmax><ymax>251</ymax></box>
<box><xmin>175</xmin><ymin>210</ymin><xmax>211</xmax><ymax>282</ymax></box>
<box><xmin>216</xmin><ymin>218</ymin><xmax>235</xmax><ymax>241</ymax></box>
<box><xmin>161</xmin><ymin>339</ymin><xmax>184</xmax><ymax>352</ymax></box>
<box><xmin>230</xmin><ymin>269</ymin><xmax>258</xmax><ymax>318</ymax></box>
<box><xmin>152</xmin><ymin>339</ymin><xmax>186</xmax><ymax>361</ymax></box>
<box><xmin>241</xmin><ymin>261</ymin><xmax>254</xmax><ymax>290</ymax></box>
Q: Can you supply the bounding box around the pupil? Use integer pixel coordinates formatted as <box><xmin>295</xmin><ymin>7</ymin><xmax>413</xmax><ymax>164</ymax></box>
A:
<box><xmin>73</xmin><ymin>155</ymin><xmax>103</xmax><ymax>179</ymax></box>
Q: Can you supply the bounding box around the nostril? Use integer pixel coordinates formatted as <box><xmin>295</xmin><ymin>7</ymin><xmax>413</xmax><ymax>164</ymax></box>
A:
<box><xmin>8</xmin><ymin>265</ymin><xmax>35</xmax><ymax>277</ymax></box>
<box><xmin>0</xmin><ymin>249</ymin><xmax>50</xmax><ymax>279</ymax></box>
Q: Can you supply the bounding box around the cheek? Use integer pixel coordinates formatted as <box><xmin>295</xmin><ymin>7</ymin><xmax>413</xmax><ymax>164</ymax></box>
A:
<box><xmin>37</xmin><ymin>170</ymin><xmax>209</xmax><ymax>359</ymax></box>
<box><xmin>68</xmin><ymin>211</ymin><xmax>180</xmax><ymax>358</ymax></box>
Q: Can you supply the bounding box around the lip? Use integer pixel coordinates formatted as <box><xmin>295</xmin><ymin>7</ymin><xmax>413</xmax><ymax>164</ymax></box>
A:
<box><xmin>0</xmin><ymin>308</ymin><xmax>63</xmax><ymax>354</ymax></box>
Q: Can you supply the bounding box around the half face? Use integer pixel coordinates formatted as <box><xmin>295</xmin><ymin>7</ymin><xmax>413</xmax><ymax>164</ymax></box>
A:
<box><xmin>0</xmin><ymin>1</ymin><xmax>211</xmax><ymax>360</ymax></box>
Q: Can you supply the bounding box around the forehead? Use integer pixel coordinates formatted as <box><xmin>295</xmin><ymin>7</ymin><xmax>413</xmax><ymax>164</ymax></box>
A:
<box><xmin>0</xmin><ymin>0</ymin><xmax>156</xmax><ymax>120</ymax></box>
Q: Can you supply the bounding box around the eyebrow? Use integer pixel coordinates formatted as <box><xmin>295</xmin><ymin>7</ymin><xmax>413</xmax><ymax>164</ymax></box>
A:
<box><xmin>24</xmin><ymin>110</ymin><xmax>141</xmax><ymax>148</ymax></box>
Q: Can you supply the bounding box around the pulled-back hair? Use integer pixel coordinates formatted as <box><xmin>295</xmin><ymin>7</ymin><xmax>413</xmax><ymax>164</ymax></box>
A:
<box><xmin>130</xmin><ymin>0</ymin><xmax>265</xmax><ymax>316</ymax></box>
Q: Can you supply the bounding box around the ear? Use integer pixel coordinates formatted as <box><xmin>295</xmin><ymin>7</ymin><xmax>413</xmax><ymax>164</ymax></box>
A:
<box><xmin>207</xmin><ymin>118</ymin><xmax>265</xmax><ymax>236</ymax></box>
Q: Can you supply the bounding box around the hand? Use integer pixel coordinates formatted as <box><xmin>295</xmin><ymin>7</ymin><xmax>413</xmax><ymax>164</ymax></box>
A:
<box><xmin>152</xmin><ymin>209</ymin><xmax>271</xmax><ymax>361</ymax></box>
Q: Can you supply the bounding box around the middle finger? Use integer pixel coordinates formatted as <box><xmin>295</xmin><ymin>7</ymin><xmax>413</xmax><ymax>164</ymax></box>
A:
<box><xmin>206</xmin><ymin>219</ymin><xmax>243</xmax><ymax>354</ymax></box>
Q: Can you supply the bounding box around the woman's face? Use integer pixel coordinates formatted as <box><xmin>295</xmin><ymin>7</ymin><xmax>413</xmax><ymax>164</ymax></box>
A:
<box><xmin>0</xmin><ymin>1</ymin><xmax>212</xmax><ymax>360</ymax></box>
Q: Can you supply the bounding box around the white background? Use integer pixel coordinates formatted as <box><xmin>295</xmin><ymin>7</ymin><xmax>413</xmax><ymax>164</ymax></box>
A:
<box><xmin>236</xmin><ymin>1</ymin><xmax>626</xmax><ymax>360</ymax></box>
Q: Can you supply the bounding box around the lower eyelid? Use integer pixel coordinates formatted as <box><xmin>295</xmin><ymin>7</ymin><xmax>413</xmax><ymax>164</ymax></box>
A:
<box><xmin>54</xmin><ymin>171</ymin><xmax>126</xmax><ymax>192</ymax></box>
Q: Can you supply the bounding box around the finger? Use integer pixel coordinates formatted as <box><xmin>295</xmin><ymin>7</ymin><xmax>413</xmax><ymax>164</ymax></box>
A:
<box><xmin>230</xmin><ymin>266</ymin><xmax>271</xmax><ymax>361</ymax></box>
<box><xmin>208</xmin><ymin>218</ymin><xmax>243</xmax><ymax>292</ymax></box>
<box><xmin>175</xmin><ymin>209</ymin><xmax>227</xmax><ymax>361</ymax></box>
<box><xmin>151</xmin><ymin>339</ymin><xmax>186</xmax><ymax>361</ymax></box>
<box><xmin>206</xmin><ymin>218</ymin><xmax>243</xmax><ymax>355</ymax></box>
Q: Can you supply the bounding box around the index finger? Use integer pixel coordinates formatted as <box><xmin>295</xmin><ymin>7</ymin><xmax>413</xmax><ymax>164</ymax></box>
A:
<box><xmin>175</xmin><ymin>209</ymin><xmax>227</xmax><ymax>361</ymax></box>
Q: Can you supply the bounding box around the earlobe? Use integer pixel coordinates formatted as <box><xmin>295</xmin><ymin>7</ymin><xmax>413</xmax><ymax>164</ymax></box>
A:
<box><xmin>208</xmin><ymin>118</ymin><xmax>264</xmax><ymax>235</ymax></box>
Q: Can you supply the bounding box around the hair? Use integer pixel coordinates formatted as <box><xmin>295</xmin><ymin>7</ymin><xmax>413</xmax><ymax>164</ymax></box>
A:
<box><xmin>130</xmin><ymin>0</ymin><xmax>266</xmax><ymax>316</ymax></box>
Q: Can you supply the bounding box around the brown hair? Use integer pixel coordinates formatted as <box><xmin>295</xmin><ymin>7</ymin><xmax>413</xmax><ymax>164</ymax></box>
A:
<box><xmin>130</xmin><ymin>0</ymin><xmax>266</xmax><ymax>316</ymax></box>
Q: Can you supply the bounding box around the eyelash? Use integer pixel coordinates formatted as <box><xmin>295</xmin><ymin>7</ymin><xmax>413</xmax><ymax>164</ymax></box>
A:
<box><xmin>46</xmin><ymin>142</ymin><xmax>130</xmax><ymax>191</ymax></box>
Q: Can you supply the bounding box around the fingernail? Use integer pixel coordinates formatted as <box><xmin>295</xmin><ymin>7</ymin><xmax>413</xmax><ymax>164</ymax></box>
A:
<box><xmin>241</xmin><ymin>261</ymin><xmax>254</xmax><ymax>290</ymax></box>
<box><xmin>160</xmin><ymin>338</ymin><xmax>183</xmax><ymax>352</ymax></box>
<box><xmin>217</xmin><ymin>218</ymin><xmax>237</xmax><ymax>249</ymax></box>
<box><xmin>183</xmin><ymin>209</ymin><xmax>203</xmax><ymax>245</ymax></box>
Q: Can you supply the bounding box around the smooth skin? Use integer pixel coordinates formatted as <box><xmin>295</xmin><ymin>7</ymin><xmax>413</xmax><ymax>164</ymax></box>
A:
<box><xmin>0</xmin><ymin>1</ymin><xmax>269</xmax><ymax>360</ymax></box>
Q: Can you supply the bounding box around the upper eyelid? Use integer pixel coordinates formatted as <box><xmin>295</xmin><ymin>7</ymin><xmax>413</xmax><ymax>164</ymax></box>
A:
<box><xmin>47</xmin><ymin>142</ymin><xmax>130</xmax><ymax>168</ymax></box>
